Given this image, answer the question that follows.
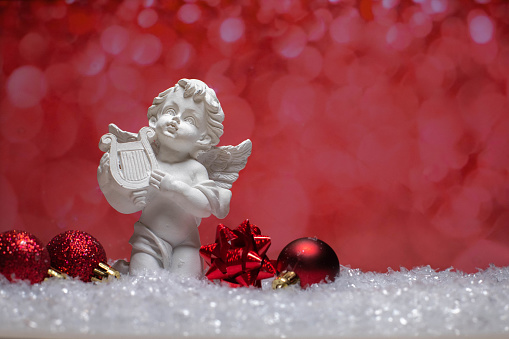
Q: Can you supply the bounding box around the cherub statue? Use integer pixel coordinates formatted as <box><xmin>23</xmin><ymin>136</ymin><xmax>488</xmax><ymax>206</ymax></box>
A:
<box><xmin>97</xmin><ymin>78</ymin><xmax>252</xmax><ymax>277</ymax></box>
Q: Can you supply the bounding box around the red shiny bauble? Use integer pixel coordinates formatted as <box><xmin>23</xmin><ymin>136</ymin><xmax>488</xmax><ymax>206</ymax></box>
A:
<box><xmin>276</xmin><ymin>237</ymin><xmax>340</xmax><ymax>288</ymax></box>
<box><xmin>0</xmin><ymin>230</ymin><xmax>51</xmax><ymax>284</ymax></box>
<box><xmin>46</xmin><ymin>230</ymin><xmax>106</xmax><ymax>282</ymax></box>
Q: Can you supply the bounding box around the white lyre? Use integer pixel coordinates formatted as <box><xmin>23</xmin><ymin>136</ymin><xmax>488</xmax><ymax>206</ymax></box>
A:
<box><xmin>99</xmin><ymin>124</ymin><xmax>159</xmax><ymax>191</ymax></box>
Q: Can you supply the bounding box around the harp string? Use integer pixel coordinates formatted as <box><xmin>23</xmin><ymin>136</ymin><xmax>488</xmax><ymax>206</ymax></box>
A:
<box><xmin>120</xmin><ymin>150</ymin><xmax>150</xmax><ymax>181</ymax></box>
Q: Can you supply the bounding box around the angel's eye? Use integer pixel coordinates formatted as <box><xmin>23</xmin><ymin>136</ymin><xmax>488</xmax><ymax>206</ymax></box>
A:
<box><xmin>165</xmin><ymin>108</ymin><xmax>176</xmax><ymax>116</ymax></box>
<box><xmin>184</xmin><ymin>117</ymin><xmax>196</xmax><ymax>126</ymax></box>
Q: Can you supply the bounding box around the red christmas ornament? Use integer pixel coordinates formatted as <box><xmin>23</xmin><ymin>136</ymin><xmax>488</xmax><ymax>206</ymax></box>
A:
<box><xmin>200</xmin><ymin>220</ymin><xmax>276</xmax><ymax>287</ymax></box>
<box><xmin>46</xmin><ymin>230</ymin><xmax>118</xmax><ymax>282</ymax></box>
<box><xmin>0</xmin><ymin>230</ymin><xmax>51</xmax><ymax>284</ymax></box>
<box><xmin>273</xmin><ymin>237</ymin><xmax>340</xmax><ymax>289</ymax></box>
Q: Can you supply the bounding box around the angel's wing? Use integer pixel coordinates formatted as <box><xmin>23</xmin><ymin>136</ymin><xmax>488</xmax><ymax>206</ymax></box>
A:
<box><xmin>197</xmin><ymin>139</ymin><xmax>252</xmax><ymax>189</ymax></box>
<box><xmin>108</xmin><ymin>123</ymin><xmax>138</xmax><ymax>143</ymax></box>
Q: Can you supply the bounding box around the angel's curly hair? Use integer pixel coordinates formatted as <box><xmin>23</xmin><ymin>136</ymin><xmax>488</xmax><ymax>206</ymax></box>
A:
<box><xmin>147</xmin><ymin>78</ymin><xmax>224</xmax><ymax>146</ymax></box>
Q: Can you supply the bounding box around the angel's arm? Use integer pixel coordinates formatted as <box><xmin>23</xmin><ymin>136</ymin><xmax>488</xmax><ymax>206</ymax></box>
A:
<box><xmin>150</xmin><ymin>164</ymin><xmax>231</xmax><ymax>219</ymax></box>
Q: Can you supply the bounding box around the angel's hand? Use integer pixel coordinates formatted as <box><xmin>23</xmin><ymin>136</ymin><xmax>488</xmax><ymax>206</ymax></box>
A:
<box><xmin>149</xmin><ymin>169</ymin><xmax>165</xmax><ymax>190</ymax></box>
<box><xmin>98</xmin><ymin>153</ymin><xmax>110</xmax><ymax>175</ymax></box>
<box><xmin>131</xmin><ymin>189</ymin><xmax>148</xmax><ymax>208</ymax></box>
<box><xmin>149</xmin><ymin>169</ymin><xmax>181</xmax><ymax>193</ymax></box>
<box><xmin>97</xmin><ymin>153</ymin><xmax>112</xmax><ymax>187</ymax></box>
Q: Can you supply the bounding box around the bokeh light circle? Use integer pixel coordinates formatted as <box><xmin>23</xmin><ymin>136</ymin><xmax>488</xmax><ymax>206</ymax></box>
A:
<box><xmin>137</xmin><ymin>8</ymin><xmax>158</xmax><ymax>28</ymax></box>
<box><xmin>220</xmin><ymin>18</ymin><xmax>245</xmax><ymax>43</ymax></box>
<box><xmin>6</xmin><ymin>66</ymin><xmax>47</xmax><ymax>108</ymax></box>
<box><xmin>130</xmin><ymin>34</ymin><xmax>162</xmax><ymax>65</ymax></box>
<box><xmin>469</xmin><ymin>12</ymin><xmax>494</xmax><ymax>44</ymax></box>
<box><xmin>101</xmin><ymin>25</ymin><xmax>130</xmax><ymax>55</ymax></box>
<box><xmin>273</xmin><ymin>25</ymin><xmax>307</xmax><ymax>58</ymax></box>
<box><xmin>177</xmin><ymin>4</ymin><xmax>201</xmax><ymax>24</ymax></box>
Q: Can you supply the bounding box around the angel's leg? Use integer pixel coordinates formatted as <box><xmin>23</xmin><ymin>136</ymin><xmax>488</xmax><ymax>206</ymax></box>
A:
<box><xmin>128</xmin><ymin>221</ymin><xmax>173</xmax><ymax>274</ymax></box>
<box><xmin>129</xmin><ymin>250</ymin><xmax>164</xmax><ymax>275</ymax></box>
<box><xmin>169</xmin><ymin>245</ymin><xmax>203</xmax><ymax>278</ymax></box>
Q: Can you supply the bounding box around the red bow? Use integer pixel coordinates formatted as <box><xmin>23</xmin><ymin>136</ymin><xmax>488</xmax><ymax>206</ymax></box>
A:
<box><xmin>200</xmin><ymin>220</ymin><xmax>276</xmax><ymax>287</ymax></box>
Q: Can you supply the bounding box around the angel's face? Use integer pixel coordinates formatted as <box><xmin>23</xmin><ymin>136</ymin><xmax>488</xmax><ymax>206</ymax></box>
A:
<box><xmin>150</xmin><ymin>93</ymin><xmax>211</xmax><ymax>154</ymax></box>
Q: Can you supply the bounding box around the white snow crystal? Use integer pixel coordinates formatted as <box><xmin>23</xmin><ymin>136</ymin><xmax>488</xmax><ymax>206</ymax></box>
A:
<box><xmin>0</xmin><ymin>265</ymin><xmax>508</xmax><ymax>338</ymax></box>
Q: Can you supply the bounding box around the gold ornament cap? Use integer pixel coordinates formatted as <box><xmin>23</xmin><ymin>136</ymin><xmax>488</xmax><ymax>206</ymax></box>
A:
<box><xmin>91</xmin><ymin>262</ymin><xmax>121</xmax><ymax>283</ymax></box>
<box><xmin>46</xmin><ymin>267</ymin><xmax>68</xmax><ymax>280</ymax></box>
<box><xmin>272</xmin><ymin>271</ymin><xmax>300</xmax><ymax>289</ymax></box>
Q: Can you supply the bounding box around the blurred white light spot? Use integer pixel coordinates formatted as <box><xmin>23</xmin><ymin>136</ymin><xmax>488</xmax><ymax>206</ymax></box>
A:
<box><xmin>469</xmin><ymin>14</ymin><xmax>494</xmax><ymax>44</ymax></box>
<box><xmin>273</xmin><ymin>25</ymin><xmax>307</xmax><ymax>58</ymax></box>
<box><xmin>329</xmin><ymin>14</ymin><xmax>360</xmax><ymax>45</ymax></box>
<box><xmin>430</xmin><ymin>0</ymin><xmax>448</xmax><ymax>13</ymax></box>
<box><xmin>287</xmin><ymin>46</ymin><xmax>323</xmax><ymax>80</ymax></box>
<box><xmin>386</xmin><ymin>26</ymin><xmax>397</xmax><ymax>44</ymax></box>
<box><xmin>382</xmin><ymin>0</ymin><xmax>399</xmax><ymax>9</ymax></box>
<box><xmin>19</xmin><ymin>32</ymin><xmax>47</xmax><ymax>61</ymax></box>
<box><xmin>137</xmin><ymin>8</ymin><xmax>158</xmax><ymax>28</ymax></box>
<box><xmin>101</xmin><ymin>25</ymin><xmax>129</xmax><ymax>55</ymax></box>
<box><xmin>177</xmin><ymin>4</ymin><xmax>201</xmax><ymax>24</ymax></box>
<box><xmin>74</xmin><ymin>43</ymin><xmax>106</xmax><ymax>76</ymax></box>
<box><xmin>130</xmin><ymin>34</ymin><xmax>162</xmax><ymax>65</ymax></box>
<box><xmin>386</xmin><ymin>23</ymin><xmax>411</xmax><ymax>50</ymax></box>
<box><xmin>166</xmin><ymin>40</ymin><xmax>193</xmax><ymax>69</ymax></box>
<box><xmin>412</xmin><ymin>12</ymin><xmax>425</xmax><ymax>26</ymax></box>
<box><xmin>330</xmin><ymin>17</ymin><xmax>350</xmax><ymax>44</ymax></box>
<box><xmin>307</xmin><ymin>9</ymin><xmax>330</xmax><ymax>41</ymax></box>
<box><xmin>279</xmin><ymin>85</ymin><xmax>316</xmax><ymax>124</ymax></box>
<box><xmin>409</xmin><ymin>12</ymin><xmax>432</xmax><ymax>38</ymax></box>
<box><xmin>7</xmin><ymin>66</ymin><xmax>47</xmax><ymax>108</ymax></box>
<box><xmin>219</xmin><ymin>18</ymin><xmax>245</xmax><ymax>43</ymax></box>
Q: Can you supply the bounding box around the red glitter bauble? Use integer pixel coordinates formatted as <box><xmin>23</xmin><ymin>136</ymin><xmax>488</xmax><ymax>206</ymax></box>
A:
<box><xmin>276</xmin><ymin>237</ymin><xmax>340</xmax><ymax>288</ymax></box>
<box><xmin>46</xmin><ymin>230</ymin><xmax>107</xmax><ymax>282</ymax></box>
<box><xmin>0</xmin><ymin>230</ymin><xmax>51</xmax><ymax>284</ymax></box>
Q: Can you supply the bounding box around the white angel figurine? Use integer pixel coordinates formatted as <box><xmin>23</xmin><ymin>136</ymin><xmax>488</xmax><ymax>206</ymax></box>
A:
<box><xmin>97</xmin><ymin>78</ymin><xmax>252</xmax><ymax>277</ymax></box>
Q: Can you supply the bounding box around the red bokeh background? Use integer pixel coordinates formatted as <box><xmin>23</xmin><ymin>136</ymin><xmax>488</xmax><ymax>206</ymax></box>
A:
<box><xmin>1</xmin><ymin>0</ymin><xmax>508</xmax><ymax>273</ymax></box>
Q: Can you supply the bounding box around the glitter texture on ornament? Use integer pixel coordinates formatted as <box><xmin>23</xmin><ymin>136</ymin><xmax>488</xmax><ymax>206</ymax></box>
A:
<box><xmin>0</xmin><ymin>230</ymin><xmax>50</xmax><ymax>284</ymax></box>
<box><xmin>46</xmin><ymin>230</ymin><xmax>107</xmax><ymax>282</ymax></box>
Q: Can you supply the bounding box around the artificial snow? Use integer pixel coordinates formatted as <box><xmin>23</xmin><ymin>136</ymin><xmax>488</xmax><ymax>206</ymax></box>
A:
<box><xmin>1</xmin><ymin>266</ymin><xmax>508</xmax><ymax>338</ymax></box>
